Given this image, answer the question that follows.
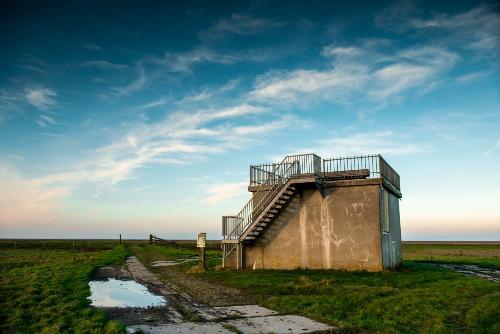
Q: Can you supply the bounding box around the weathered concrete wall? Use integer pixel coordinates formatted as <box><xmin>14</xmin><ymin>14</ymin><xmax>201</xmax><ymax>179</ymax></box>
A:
<box><xmin>380</xmin><ymin>187</ymin><xmax>402</xmax><ymax>268</ymax></box>
<box><xmin>242</xmin><ymin>182</ymin><xmax>384</xmax><ymax>271</ymax></box>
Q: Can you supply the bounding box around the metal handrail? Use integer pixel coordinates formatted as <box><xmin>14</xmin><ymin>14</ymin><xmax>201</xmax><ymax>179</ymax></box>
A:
<box><xmin>223</xmin><ymin>154</ymin><xmax>321</xmax><ymax>240</ymax></box>
<box><xmin>224</xmin><ymin>153</ymin><xmax>400</xmax><ymax>240</ymax></box>
<box><xmin>322</xmin><ymin>154</ymin><xmax>400</xmax><ymax>190</ymax></box>
<box><xmin>250</xmin><ymin>154</ymin><xmax>322</xmax><ymax>186</ymax></box>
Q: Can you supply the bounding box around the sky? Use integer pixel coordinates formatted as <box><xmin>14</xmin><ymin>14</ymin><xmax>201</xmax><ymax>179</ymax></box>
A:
<box><xmin>0</xmin><ymin>0</ymin><xmax>499</xmax><ymax>240</ymax></box>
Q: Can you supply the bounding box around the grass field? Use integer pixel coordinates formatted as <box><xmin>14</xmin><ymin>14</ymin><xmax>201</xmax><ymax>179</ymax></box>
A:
<box><xmin>0</xmin><ymin>242</ymin><xmax>129</xmax><ymax>334</ymax></box>
<box><xmin>403</xmin><ymin>242</ymin><xmax>500</xmax><ymax>269</ymax></box>
<box><xmin>131</xmin><ymin>242</ymin><xmax>500</xmax><ymax>334</ymax></box>
<box><xmin>1</xmin><ymin>240</ymin><xmax>499</xmax><ymax>333</ymax></box>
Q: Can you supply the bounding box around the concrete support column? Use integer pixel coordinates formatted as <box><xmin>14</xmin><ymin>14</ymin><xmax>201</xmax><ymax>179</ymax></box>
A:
<box><xmin>236</xmin><ymin>242</ymin><xmax>244</xmax><ymax>270</ymax></box>
<box><xmin>222</xmin><ymin>243</ymin><xmax>226</xmax><ymax>268</ymax></box>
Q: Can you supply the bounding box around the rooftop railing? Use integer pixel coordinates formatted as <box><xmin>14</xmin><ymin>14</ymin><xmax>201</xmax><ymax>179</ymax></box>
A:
<box><xmin>322</xmin><ymin>154</ymin><xmax>400</xmax><ymax>191</ymax></box>
<box><xmin>225</xmin><ymin>153</ymin><xmax>400</xmax><ymax>242</ymax></box>
<box><xmin>250</xmin><ymin>154</ymin><xmax>322</xmax><ymax>186</ymax></box>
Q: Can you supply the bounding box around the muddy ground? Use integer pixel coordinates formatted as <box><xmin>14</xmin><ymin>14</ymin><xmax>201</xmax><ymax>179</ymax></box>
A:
<box><xmin>91</xmin><ymin>264</ymin><xmax>183</xmax><ymax>325</ymax></box>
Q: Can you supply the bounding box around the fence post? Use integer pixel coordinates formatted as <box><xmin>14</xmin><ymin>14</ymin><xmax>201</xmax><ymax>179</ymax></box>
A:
<box><xmin>149</xmin><ymin>234</ymin><xmax>152</xmax><ymax>245</ymax></box>
<box><xmin>197</xmin><ymin>232</ymin><xmax>206</xmax><ymax>270</ymax></box>
<box><xmin>119</xmin><ymin>234</ymin><xmax>122</xmax><ymax>245</ymax></box>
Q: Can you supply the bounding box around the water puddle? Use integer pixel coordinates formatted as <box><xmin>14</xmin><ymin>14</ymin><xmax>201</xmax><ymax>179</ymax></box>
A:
<box><xmin>89</xmin><ymin>278</ymin><xmax>167</xmax><ymax>308</ymax></box>
<box><xmin>439</xmin><ymin>264</ymin><xmax>500</xmax><ymax>283</ymax></box>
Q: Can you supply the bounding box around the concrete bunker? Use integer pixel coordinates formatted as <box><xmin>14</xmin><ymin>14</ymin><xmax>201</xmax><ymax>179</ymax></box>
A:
<box><xmin>221</xmin><ymin>154</ymin><xmax>402</xmax><ymax>271</ymax></box>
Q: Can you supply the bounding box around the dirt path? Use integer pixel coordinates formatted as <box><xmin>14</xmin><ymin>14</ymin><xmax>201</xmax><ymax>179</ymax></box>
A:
<box><xmin>438</xmin><ymin>264</ymin><xmax>500</xmax><ymax>282</ymax></box>
<box><xmin>92</xmin><ymin>256</ymin><xmax>334</xmax><ymax>333</ymax></box>
<box><xmin>154</xmin><ymin>264</ymin><xmax>254</xmax><ymax>306</ymax></box>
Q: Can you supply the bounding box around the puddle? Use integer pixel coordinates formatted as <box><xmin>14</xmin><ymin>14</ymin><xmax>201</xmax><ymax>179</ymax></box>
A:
<box><xmin>89</xmin><ymin>278</ymin><xmax>167</xmax><ymax>308</ymax></box>
<box><xmin>438</xmin><ymin>264</ymin><xmax>500</xmax><ymax>283</ymax></box>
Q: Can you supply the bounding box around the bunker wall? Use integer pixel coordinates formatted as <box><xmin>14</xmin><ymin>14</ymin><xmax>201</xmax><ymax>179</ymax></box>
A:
<box><xmin>243</xmin><ymin>183</ymin><xmax>384</xmax><ymax>271</ymax></box>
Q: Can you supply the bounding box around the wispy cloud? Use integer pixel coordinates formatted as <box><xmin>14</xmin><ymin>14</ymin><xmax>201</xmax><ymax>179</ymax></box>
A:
<box><xmin>0</xmin><ymin>89</ymin><xmax>23</xmax><ymax>123</ymax></box>
<box><xmin>78</xmin><ymin>60</ymin><xmax>129</xmax><ymax>70</ymax></box>
<box><xmin>280</xmin><ymin>130</ymin><xmax>426</xmax><ymax>159</ymax></box>
<box><xmin>249</xmin><ymin>41</ymin><xmax>457</xmax><ymax>109</ymax></box>
<box><xmin>152</xmin><ymin>48</ymin><xmax>239</xmax><ymax>74</ymax></box>
<box><xmin>0</xmin><ymin>164</ymin><xmax>67</xmax><ymax>227</ymax></box>
<box><xmin>177</xmin><ymin>78</ymin><xmax>240</xmax><ymax>105</ymax></box>
<box><xmin>202</xmin><ymin>181</ymin><xmax>248</xmax><ymax>204</ymax></box>
<box><xmin>25</xmin><ymin>87</ymin><xmax>57</xmax><ymax>110</ymax></box>
<box><xmin>416</xmin><ymin>111</ymin><xmax>500</xmax><ymax>141</ymax></box>
<box><xmin>484</xmin><ymin>139</ymin><xmax>500</xmax><ymax>157</ymax></box>
<box><xmin>410</xmin><ymin>5</ymin><xmax>500</xmax><ymax>53</ymax></box>
<box><xmin>199</xmin><ymin>14</ymin><xmax>284</xmax><ymax>40</ymax></box>
<box><xmin>16</xmin><ymin>52</ymin><xmax>48</xmax><ymax>74</ymax></box>
<box><xmin>376</xmin><ymin>3</ymin><xmax>500</xmax><ymax>56</ymax></box>
<box><xmin>82</xmin><ymin>43</ymin><xmax>102</xmax><ymax>51</ymax></box>
<box><xmin>35</xmin><ymin>114</ymin><xmax>57</xmax><ymax>128</ymax></box>
<box><xmin>132</xmin><ymin>184</ymin><xmax>160</xmax><ymax>193</ymax></box>
<box><xmin>31</xmin><ymin>102</ymin><xmax>303</xmax><ymax>192</ymax></box>
<box><xmin>111</xmin><ymin>63</ymin><xmax>147</xmax><ymax>95</ymax></box>
<box><xmin>133</xmin><ymin>97</ymin><xmax>170</xmax><ymax>111</ymax></box>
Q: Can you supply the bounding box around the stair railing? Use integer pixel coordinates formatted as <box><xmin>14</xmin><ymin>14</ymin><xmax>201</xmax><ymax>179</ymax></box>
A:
<box><xmin>224</xmin><ymin>154</ymin><xmax>321</xmax><ymax>240</ymax></box>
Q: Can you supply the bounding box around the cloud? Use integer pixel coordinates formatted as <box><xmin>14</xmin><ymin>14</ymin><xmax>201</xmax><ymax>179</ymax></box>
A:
<box><xmin>25</xmin><ymin>87</ymin><xmax>57</xmax><ymax>110</ymax></box>
<box><xmin>35</xmin><ymin>114</ymin><xmax>56</xmax><ymax>128</ymax></box>
<box><xmin>484</xmin><ymin>139</ymin><xmax>500</xmax><ymax>157</ymax></box>
<box><xmin>31</xmin><ymin>103</ymin><xmax>302</xmax><ymax>192</ymax></box>
<box><xmin>0</xmin><ymin>164</ymin><xmax>67</xmax><ymax>227</ymax></box>
<box><xmin>82</xmin><ymin>43</ymin><xmax>102</xmax><ymax>51</ymax></box>
<box><xmin>78</xmin><ymin>60</ymin><xmax>129</xmax><ymax>70</ymax></box>
<box><xmin>202</xmin><ymin>181</ymin><xmax>248</xmax><ymax>204</ymax></box>
<box><xmin>416</xmin><ymin>111</ymin><xmax>500</xmax><ymax>141</ymax></box>
<box><xmin>111</xmin><ymin>63</ymin><xmax>147</xmax><ymax>95</ymax></box>
<box><xmin>410</xmin><ymin>5</ymin><xmax>500</xmax><ymax>52</ymax></box>
<box><xmin>199</xmin><ymin>14</ymin><xmax>283</xmax><ymax>40</ymax></box>
<box><xmin>0</xmin><ymin>89</ymin><xmax>23</xmax><ymax>123</ymax></box>
<box><xmin>283</xmin><ymin>130</ymin><xmax>425</xmax><ymax>159</ymax></box>
<box><xmin>16</xmin><ymin>52</ymin><xmax>48</xmax><ymax>74</ymax></box>
<box><xmin>250</xmin><ymin>42</ymin><xmax>457</xmax><ymax>108</ymax></box>
<box><xmin>132</xmin><ymin>184</ymin><xmax>160</xmax><ymax>193</ymax></box>
<box><xmin>133</xmin><ymin>97</ymin><xmax>170</xmax><ymax>111</ymax></box>
<box><xmin>377</xmin><ymin>3</ymin><xmax>500</xmax><ymax>56</ymax></box>
<box><xmin>153</xmin><ymin>48</ymin><xmax>240</xmax><ymax>73</ymax></box>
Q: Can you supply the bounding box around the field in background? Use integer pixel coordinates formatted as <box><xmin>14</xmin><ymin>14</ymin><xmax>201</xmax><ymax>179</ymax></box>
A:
<box><xmin>403</xmin><ymin>242</ymin><xmax>500</xmax><ymax>269</ymax></box>
<box><xmin>1</xmin><ymin>239</ymin><xmax>499</xmax><ymax>333</ymax></box>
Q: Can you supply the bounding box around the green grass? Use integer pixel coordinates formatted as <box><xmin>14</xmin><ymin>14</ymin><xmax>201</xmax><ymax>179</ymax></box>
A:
<box><xmin>403</xmin><ymin>243</ymin><xmax>500</xmax><ymax>269</ymax></box>
<box><xmin>0</xmin><ymin>245</ymin><xmax>129</xmax><ymax>334</ymax></box>
<box><xmin>201</xmin><ymin>264</ymin><xmax>499</xmax><ymax>333</ymax></box>
<box><xmin>2</xmin><ymin>240</ymin><xmax>498</xmax><ymax>333</ymax></box>
<box><xmin>133</xmin><ymin>242</ymin><xmax>499</xmax><ymax>334</ymax></box>
<box><xmin>129</xmin><ymin>243</ymin><xmax>220</xmax><ymax>264</ymax></box>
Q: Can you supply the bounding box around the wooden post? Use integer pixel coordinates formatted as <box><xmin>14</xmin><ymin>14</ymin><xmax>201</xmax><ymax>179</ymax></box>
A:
<box><xmin>119</xmin><ymin>234</ymin><xmax>122</xmax><ymax>245</ymax></box>
<box><xmin>199</xmin><ymin>247</ymin><xmax>206</xmax><ymax>269</ymax></box>
<box><xmin>197</xmin><ymin>232</ymin><xmax>206</xmax><ymax>270</ymax></box>
<box><xmin>149</xmin><ymin>234</ymin><xmax>152</xmax><ymax>245</ymax></box>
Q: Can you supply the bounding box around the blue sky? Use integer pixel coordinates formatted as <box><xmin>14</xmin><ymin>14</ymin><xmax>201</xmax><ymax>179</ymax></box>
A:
<box><xmin>0</xmin><ymin>0</ymin><xmax>499</xmax><ymax>240</ymax></box>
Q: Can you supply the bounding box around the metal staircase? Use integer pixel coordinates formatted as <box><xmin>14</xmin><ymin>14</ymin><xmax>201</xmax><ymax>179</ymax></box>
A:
<box><xmin>222</xmin><ymin>154</ymin><xmax>322</xmax><ymax>268</ymax></box>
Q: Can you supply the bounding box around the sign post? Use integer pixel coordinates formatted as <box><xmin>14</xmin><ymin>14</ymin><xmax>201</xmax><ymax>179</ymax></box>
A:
<box><xmin>197</xmin><ymin>232</ymin><xmax>206</xmax><ymax>269</ymax></box>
